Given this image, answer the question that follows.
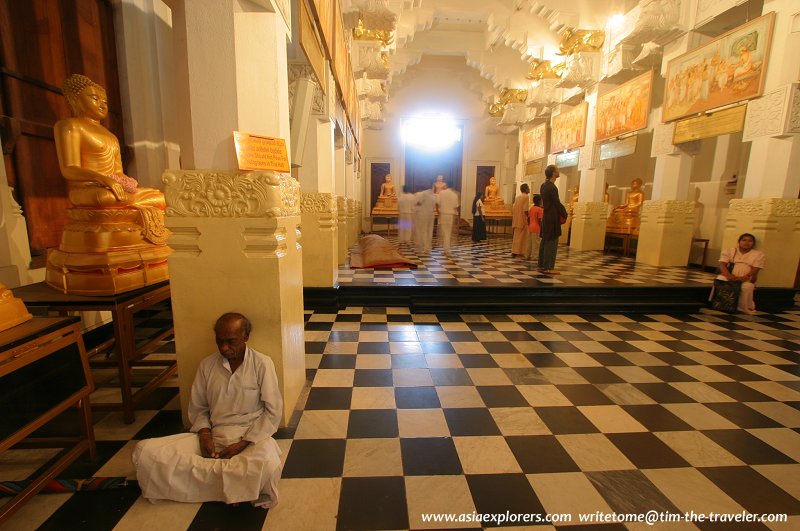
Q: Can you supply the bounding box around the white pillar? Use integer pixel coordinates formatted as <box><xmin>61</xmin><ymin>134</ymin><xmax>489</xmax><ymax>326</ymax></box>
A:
<box><xmin>571</xmin><ymin>87</ymin><xmax>608</xmax><ymax>251</ymax></box>
<box><xmin>171</xmin><ymin>0</ymin><xmax>290</xmax><ymax>169</ymax></box>
<box><xmin>636</xmin><ymin>104</ymin><xmax>696</xmax><ymax>267</ymax></box>
<box><xmin>165</xmin><ymin>171</ymin><xmax>304</xmax><ymax>426</ymax></box>
<box><xmin>722</xmin><ymin>0</ymin><xmax>800</xmax><ymax>287</ymax></box>
<box><xmin>166</xmin><ymin>2</ymin><xmax>302</xmax><ymax>425</ymax></box>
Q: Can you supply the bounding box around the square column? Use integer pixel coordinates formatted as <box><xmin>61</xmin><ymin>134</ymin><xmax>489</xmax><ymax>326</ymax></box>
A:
<box><xmin>337</xmin><ymin>196</ymin><xmax>349</xmax><ymax>264</ymax></box>
<box><xmin>636</xmin><ymin>200</ymin><xmax>696</xmax><ymax>267</ymax></box>
<box><xmin>164</xmin><ymin>170</ymin><xmax>304</xmax><ymax>426</ymax></box>
<box><xmin>570</xmin><ymin>202</ymin><xmax>608</xmax><ymax>251</ymax></box>
<box><xmin>722</xmin><ymin>199</ymin><xmax>800</xmax><ymax>288</ymax></box>
<box><xmin>347</xmin><ymin>198</ymin><xmax>358</xmax><ymax>247</ymax></box>
<box><xmin>300</xmin><ymin>192</ymin><xmax>338</xmax><ymax>287</ymax></box>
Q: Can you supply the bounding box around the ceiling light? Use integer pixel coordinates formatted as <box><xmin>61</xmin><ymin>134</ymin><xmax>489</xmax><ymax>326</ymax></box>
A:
<box><xmin>609</xmin><ymin>14</ymin><xmax>625</xmax><ymax>29</ymax></box>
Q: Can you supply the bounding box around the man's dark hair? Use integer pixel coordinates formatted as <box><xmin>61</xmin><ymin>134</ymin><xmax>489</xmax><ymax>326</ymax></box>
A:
<box><xmin>533</xmin><ymin>194</ymin><xmax>542</xmax><ymax>206</ymax></box>
<box><xmin>545</xmin><ymin>165</ymin><xmax>558</xmax><ymax>179</ymax></box>
<box><xmin>402</xmin><ymin>185</ymin><xmax>409</xmax><ymax>194</ymax></box>
<box><xmin>215</xmin><ymin>312</ymin><xmax>252</xmax><ymax>336</ymax></box>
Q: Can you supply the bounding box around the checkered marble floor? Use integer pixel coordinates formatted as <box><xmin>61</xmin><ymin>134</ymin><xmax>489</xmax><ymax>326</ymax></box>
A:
<box><xmin>3</xmin><ymin>307</ymin><xmax>800</xmax><ymax>530</ymax></box>
<box><xmin>338</xmin><ymin>235</ymin><xmax>716</xmax><ymax>287</ymax></box>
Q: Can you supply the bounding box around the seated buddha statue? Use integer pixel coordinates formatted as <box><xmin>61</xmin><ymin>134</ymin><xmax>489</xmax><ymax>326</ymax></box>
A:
<box><xmin>371</xmin><ymin>174</ymin><xmax>398</xmax><ymax>214</ymax></box>
<box><xmin>432</xmin><ymin>175</ymin><xmax>446</xmax><ymax>194</ymax></box>
<box><xmin>46</xmin><ymin>74</ymin><xmax>172</xmax><ymax>295</ymax></box>
<box><xmin>607</xmin><ymin>178</ymin><xmax>645</xmax><ymax>234</ymax></box>
<box><xmin>483</xmin><ymin>176</ymin><xmax>506</xmax><ymax>212</ymax></box>
<box><xmin>568</xmin><ymin>185</ymin><xmax>579</xmax><ymax>216</ymax></box>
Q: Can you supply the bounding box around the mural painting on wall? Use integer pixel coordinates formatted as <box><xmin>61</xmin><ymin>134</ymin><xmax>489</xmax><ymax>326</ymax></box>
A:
<box><xmin>663</xmin><ymin>11</ymin><xmax>775</xmax><ymax>122</ymax></box>
<box><xmin>596</xmin><ymin>70</ymin><xmax>654</xmax><ymax>142</ymax></box>
<box><xmin>522</xmin><ymin>122</ymin><xmax>547</xmax><ymax>162</ymax></box>
<box><xmin>551</xmin><ymin>102</ymin><xmax>588</xmax><ymax>154</ymax></box>
<box><xmin>309</xmin><ymin>0</ymin><xmax>333</xmax><ymax>56</ymax></box>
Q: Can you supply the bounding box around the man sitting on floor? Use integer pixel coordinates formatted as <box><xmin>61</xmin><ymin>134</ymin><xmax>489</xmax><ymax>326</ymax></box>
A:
<box><xmin>132</xmin><ymin>312</ymin><xmax>283</xmax><ymax>508</ymax></box>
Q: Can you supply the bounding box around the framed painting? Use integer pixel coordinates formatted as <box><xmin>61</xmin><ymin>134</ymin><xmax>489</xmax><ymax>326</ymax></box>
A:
<box><xmin>596</xmin><ymin>70</ymin><xmax>653</xmax><ymax>141</ymax></box>
<box><xmin>551</xmin><ymin>102</ymin><xmax>588</xmax><ymax>154</ymax></box>
<box><xmin>663</xmin><ymin>11</ymin><xmax>775</xmax><ymax>122</ymax></box>
<box><xmin>309</xmin><ymin>0</ymin><xmax>333</xmax><ymax>59</ymax></box>
<box><xmin>522</xmin><ymin>122</ymin><xmax>547</xmax><ymax>162</ymax></box>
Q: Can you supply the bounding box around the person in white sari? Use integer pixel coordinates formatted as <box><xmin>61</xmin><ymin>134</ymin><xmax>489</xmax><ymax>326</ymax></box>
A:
<box><xmin>133</xmin><ymin>313</ymin><xmax>283</xmax><ymax>507</ymax></box>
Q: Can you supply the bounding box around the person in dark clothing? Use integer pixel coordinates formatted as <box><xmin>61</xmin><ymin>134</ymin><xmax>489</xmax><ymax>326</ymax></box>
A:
<box><xmin>471</xmin><ymin>192</ymin><xmax>487</xmax><ymax>242</ymax></box>
<box><xmin>539</xmin><ymin>165</ymin><xmax>568</xmax><ymax>274</ymax></box>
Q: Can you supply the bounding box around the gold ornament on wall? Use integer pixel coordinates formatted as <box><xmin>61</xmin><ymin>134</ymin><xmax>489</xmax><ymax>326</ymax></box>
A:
<box><xmin>526</xmin><ymin>59</ymin><xmax>565</xmax><ymax>81</ymax></box>
<box><xmin>352</xmin><ymin>18</ymin><xmax>394</xmax><ymax>46</ymax></box>
<box><xmin>558</xmin><ymin>29</ymin><xmax>605</xmax><ymax>55</ymax></box>
<box><xmin>488</xmin><ymin>88</ymin><xmax>529</xmax><ymax>117</ymax></box>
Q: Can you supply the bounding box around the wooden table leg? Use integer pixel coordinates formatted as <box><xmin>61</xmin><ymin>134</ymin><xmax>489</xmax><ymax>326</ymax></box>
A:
<box><xmin>112</xmin><ymin>307</ymin><xmax>136</xmax><ymax>424</ymax></box>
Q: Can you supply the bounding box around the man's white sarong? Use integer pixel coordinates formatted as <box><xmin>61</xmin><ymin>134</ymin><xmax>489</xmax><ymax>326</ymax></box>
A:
<box><xmin>133</xmin><ymin>347</ymin><xmax>283</xmax><ymax>507</ymax></box>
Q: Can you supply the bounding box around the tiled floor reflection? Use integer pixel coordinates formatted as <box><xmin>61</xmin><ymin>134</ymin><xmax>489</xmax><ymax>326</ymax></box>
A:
<box><xmin>2</xmin><ymin>307</ymin><xmax>799</xmax><ymax>530</ymax></box>
<box><xmin>337</xmin><ymin>235</ymin><xmax>716</xmax><ymax>287</ymax></box>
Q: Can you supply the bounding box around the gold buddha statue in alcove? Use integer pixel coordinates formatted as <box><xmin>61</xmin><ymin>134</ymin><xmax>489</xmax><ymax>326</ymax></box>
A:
<box><xmin>607</xmin><ymin>178</ymin><xmax>644</xmax><ymax>235</ymax></box>
<box><xmin>46</xmin><ymin>74</ymin><xmax>172</xmax><ymax>295</ymax></box>
<box><xmin>371</xmin><ymin>174</ymin><xmax>398</xmax><ymax>214</ymax></box>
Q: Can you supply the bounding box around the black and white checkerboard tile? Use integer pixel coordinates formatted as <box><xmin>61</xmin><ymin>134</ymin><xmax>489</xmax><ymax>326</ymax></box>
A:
<box><xmin>3</xmin><ymin>307</ymin><xmax>799</xmax><ymax>530</ymax></box>
<box><xmin>338</xmin><ymin>235</ymin><xmax>716</xmax><ymax>287</ymax></box>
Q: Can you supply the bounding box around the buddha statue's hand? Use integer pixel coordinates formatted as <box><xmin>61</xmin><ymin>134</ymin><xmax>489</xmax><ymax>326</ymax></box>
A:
<box><xmin>108</xmin><ymin>174</ymin><xmax>139</xmax><ymax>194</ymax></box>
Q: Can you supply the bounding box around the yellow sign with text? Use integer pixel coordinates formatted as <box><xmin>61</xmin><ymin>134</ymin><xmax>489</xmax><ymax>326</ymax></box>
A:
<box><xmin>233</xmin><ymin>131</ymin><xmax>290</xmax><ymax>172</ymax></box>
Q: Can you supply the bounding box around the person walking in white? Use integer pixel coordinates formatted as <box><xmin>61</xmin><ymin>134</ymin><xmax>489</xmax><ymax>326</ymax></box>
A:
<box><xmin>437</xmin><ymin>184</ymin><xmax>460</xmax><ymax>256</ymax></box>
<box><xmin>415</xmin><ymin>186</ymin><xmax>437</xmax><ymax>255</ymax></box>
<box><xmin>397</xmin><ymin>185</ymin><xmax>416</xmax><ymax>244</ymax></box>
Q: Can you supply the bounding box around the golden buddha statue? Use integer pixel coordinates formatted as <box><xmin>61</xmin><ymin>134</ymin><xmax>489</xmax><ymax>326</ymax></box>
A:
<box><xmin>432</xmin><ymin>175</ymin><xmax>446</xmax><ymax>194</ymax></box>
<box><xmin>607</xmin><ymin>178</ymin><xmax>645</xmax><ymax>234</ymax></box>
<box><xmin>568</xmin><ymin>185</ymin><xmax>579</xmax><ymax>216</ymax></box>
<box><xmin>46</xmin><ymin>74</ymin><xmax>172</xmax><ymax>295</ymax></box>
<box><xmin>483</xmin><ymin>176</ymin><xmax>511</xmax><ymax>216</ymax></box>
<box><xmin>0</xmin><ymin>282</ymin><xmax>32</xmax><ymax>333</ymax></box>
<box><xmin>371</xmin><ymin>174</ymin><xmax>399</xmax><ymax>214</ymax></box>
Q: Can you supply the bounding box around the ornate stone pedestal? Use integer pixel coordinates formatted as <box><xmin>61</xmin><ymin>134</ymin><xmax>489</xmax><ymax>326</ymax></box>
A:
<box><xmin>300</xmin><ymin>192</ymin><xmax>338</xmax><ymax>287</ymax></box>
<box><xmin>337</xmin><ymin>196</ymin><xmax>348</xmax><ymax>265</ymax></box>
<box><xmin>570</xmin><ymin>202</ymin><xmax>607</xmax><ymax>251</ymax></box>
<box><xmin>347</xmin><ymin>199</ymin><xmax>357</xmax><ymax>248</ymax></box>
<box><xmin>635</xmin><ymin>200</ymin><xmax>695</xmax><ymax>267</ymax></box>
<box><xmin>46</xmin><ymin>207</ymin><xmax>172</xmax><ymax>296</ymax></box>
<box><xmin>163</xmin><ymin>170</ymin><xmax>304</xmax><ymax>425</ymax></box>
<box><xmin>722</xmin><ymin>199</ymin><xmax>800</xmax><ymax>287</ymax></box>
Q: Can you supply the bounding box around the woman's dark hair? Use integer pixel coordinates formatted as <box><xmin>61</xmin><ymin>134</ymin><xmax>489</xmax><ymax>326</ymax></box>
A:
<box><xmin>738</xmin><ymin>233</ymin><xmax>756</xmax><ymax>246</ymax></box>
<box><xmin>472</xmin><ymin>192</ymin><xmax>483</xmax><ymax>216</ymax></box>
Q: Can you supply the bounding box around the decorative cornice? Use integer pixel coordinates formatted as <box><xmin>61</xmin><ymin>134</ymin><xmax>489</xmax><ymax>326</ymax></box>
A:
<box><xmin>162</xmin><ymin>170</ymin><xmax>300</xmax><ymax>218</ymax></box>
<box><xmin>300</xmin><ymin>192</ymin><xmax>337</xmax><ymax>215</ymax></box>
<box><xmin>729</xmin><ymin>198</ymin><xmax>800</xmax><ymax>217</ymax></box>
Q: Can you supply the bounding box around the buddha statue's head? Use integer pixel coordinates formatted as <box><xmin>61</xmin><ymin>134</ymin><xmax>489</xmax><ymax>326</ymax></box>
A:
<box><xmin>631</xmin><ymin>178</ymin><xmax>643</xmax><ymax>190</ymax></box>
<box><xmin>436</xmin><ymin>175</ymin><xmax>443</xmax><ymax>182</ymax></box>
<box><xmin>489</xmin><ymin>177</ymin><xmax>496</xmax><ymax>185</ymax></box>
<box><xmin>62</xmin><ymin>74</ymin><xmax>108</xmax><ymax>120</ymax></box>
<box><xmin>386</xmin><ymin>174</ymin><xmax>393</xmax><ymax>182</ymax></box>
